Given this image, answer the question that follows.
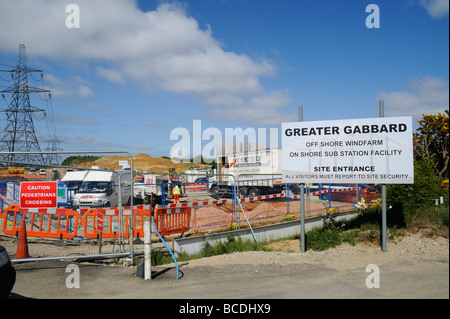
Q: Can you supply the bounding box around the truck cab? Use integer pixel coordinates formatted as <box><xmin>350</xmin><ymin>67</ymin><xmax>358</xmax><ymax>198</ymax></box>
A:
<box><xmin>60</xmin><ymin>171</ymin><xmax>88</xmax><ymax>206</ymax></box>
<box><xmin>72</xmin><ymin>170</ymin><xmax>131</xmax><ymax>209</ymax></box>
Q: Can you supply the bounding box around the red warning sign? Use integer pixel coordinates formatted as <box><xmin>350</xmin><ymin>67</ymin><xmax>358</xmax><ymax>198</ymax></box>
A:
<box><xmin>20</xmin><ymin>181</ymin><xmax>58</xmax><ymax>209</ymax></box>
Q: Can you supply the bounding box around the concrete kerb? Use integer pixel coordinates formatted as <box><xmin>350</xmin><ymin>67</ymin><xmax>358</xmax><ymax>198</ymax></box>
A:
<box><xmin>174</xmin><ymin>211</ymin><xmax>360</xmax><ymax>257</ymax></box>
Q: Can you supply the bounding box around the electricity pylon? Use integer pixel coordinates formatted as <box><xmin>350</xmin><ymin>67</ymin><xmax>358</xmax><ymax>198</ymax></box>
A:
<box><xmin>0</xmin><ymin>44</ymin><xmax>50</xmax><ymax>165</ymax></box>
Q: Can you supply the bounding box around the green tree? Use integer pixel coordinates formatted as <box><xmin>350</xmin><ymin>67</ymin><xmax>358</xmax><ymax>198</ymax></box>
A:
<box><xmin>413</xmin><ymin>110</ymin><xmax>449</xmax><ymax>179</ymax></box>
<box><xmin>387</xmin><ymin>158</ymin><xmax>444</xmax><ymax>210</ymax></box>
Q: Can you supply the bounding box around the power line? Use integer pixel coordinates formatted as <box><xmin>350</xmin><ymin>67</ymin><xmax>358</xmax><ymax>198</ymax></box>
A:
<box><xmin>0</xmin><ymin>44</ymin><xmax>50</xmax><ymax>165</ymax></box>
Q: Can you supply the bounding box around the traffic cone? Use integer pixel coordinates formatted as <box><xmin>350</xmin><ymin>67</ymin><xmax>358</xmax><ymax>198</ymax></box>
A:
<box><xmin>16</xmin><ymin>220</ymin><xmax>29</xmax><ymax>259</ymax></box>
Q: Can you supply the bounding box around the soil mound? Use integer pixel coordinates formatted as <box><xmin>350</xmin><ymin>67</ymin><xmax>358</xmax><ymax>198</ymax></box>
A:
<box><xmin>74</xmin><ymin>153</ymin><xmax>211</xmax><ymax>173</ymax></box>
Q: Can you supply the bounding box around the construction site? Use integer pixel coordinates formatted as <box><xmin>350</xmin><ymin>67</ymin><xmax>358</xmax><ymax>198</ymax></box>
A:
<box><xmin>1</xmin><ymin>146</ymin><xmax>382</xmax><ymax>258</ymax></box>
<box><xmin>0</xmin><ymin>44</ymin><xmax>382</xmax><ymax>265</ymax></box>
<box><xmin>0</xmin><ymin>37</ymin><xmax>447</xmax><ymax>301</ymax></box>
<box><xmin>0</xmin><ymin>0</ymin><xmax>447</xmax><ymax>304</ymax></box>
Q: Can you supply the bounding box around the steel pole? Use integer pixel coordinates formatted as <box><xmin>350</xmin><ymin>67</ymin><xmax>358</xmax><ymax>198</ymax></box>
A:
<box><xmin>299</xmin><ymin>106</ymin><xmax>306</xmax><ymax>253</ymax></box>
<box><xmin>144</xmin><ymin>220</ymin><xmax>151</xmax><ymax>280</ymax></box>
<box><xmin>379</xmin><ymin>100</ymin><xmax>387</xmax><ymax>252</ymax></box>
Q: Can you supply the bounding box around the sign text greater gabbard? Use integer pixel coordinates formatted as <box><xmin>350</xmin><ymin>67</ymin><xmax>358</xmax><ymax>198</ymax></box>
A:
<box><xmin>281</xmin><ymin>117</ymin><xmax>414</xmax><ymax>184</ymax></box>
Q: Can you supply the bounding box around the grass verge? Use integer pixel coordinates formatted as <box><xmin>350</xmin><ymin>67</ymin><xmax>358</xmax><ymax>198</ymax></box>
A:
<box><xmin>150</xmin><ymin>200</ymin><xmax>449</xmax><ymax>265</ymax></box>
<box><xmin>305</xmin><ymin>200</ymin><xmax>449</xmax><ymax>251</ymax></box>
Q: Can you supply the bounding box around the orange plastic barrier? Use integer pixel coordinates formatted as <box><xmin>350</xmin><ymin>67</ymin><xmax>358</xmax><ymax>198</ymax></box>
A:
<box><xmin>80</xmin><ymin>207</ymin><xmax>151</xmax><ymax>239</ymax></box>
<box><xmin>153</xmin><ymin>207</ymin><xmax>191</xmax><ymax>236</ymax></box>
<box><xmin>1</xmin><ymin>204</ymin><xmax>81</xmax><ymax>240</ymax></box>
<box><xmin>1</xmin><ymin>204</ymin><xmax>192</xmax><ymax>240</ymax></box>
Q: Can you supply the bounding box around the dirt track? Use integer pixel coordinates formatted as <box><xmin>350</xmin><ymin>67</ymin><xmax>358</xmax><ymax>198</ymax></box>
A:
<box><xmin>10</xmin><ymin>232</ymin><xmax>449</xmax><ymax>300</ymax></box>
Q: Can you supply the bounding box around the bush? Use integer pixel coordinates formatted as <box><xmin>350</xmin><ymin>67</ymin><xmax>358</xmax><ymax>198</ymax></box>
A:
<box><xmin>388</xmin><ymin>159</ymin><xmax>445</xmax><ymax>211</ymax></box>
<box><xmin>404</xmin><ymin>202</ymin><xmax>449</xmax><ymax>238</ymax></box>
<box><xmin>305</xmin><ymin>227</ymin><xmax>341</xmax><ymax>251</ymax></box>
<box><xmin>341</xmin><ymin>230</ymin><xmax>358</xmax><ymax>246</ymax></box>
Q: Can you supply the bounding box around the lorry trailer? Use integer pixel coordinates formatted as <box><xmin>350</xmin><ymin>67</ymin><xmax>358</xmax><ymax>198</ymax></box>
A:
<box><xmin>210</xmin><ymin>148</ymin><xmax>300</xmax><ymax>199</ymax></box>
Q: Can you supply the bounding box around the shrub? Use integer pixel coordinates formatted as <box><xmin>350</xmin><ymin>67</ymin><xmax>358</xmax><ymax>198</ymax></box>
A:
<box><xmin>388</xmin><ymin>159</ymin><xmax>445</xmax><ymax>211</ymax></box>
<box><xmin>341</xmin><ymin>230</ymin><xmax>358</xmax><ymax>246</ymax></box>
<box><xmin>306</xmin><ymin>227</ymin><xmax>341</xmax><ymax>251</ymax></box>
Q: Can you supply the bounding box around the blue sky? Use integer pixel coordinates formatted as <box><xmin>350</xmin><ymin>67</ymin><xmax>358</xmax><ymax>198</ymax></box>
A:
<box><xmin>0</xmin><ymin>0</ymin><xmax>448</xmax><ymax>161</ymax></box>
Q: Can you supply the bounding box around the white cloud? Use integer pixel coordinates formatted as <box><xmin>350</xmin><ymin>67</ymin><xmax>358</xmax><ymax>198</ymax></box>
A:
<box><xmin>43</xmin><ymin>74</ymin><xmax>73</xmax><ymax>98</ymax></box>
<box><xmin>377</xmin><ymin>76</ymin><xmax>449</xmax><ymax>120</ymax></box>
<box><xmin>63</xmin><ymin>135</ymin><xmax>152</xmax><ymax>153</ymax></box>
<box><xmin>77</xmin><ymin>85</ymin><xmax>94</xmax><ymax>99</ymax></box>
<box><xmin>420</xmin><ymin>0</ymin><xmax>449</xmax><ymax>19</ymax></box>
<box><xmin>209</xmin><ymin>89</ymin><xmax>293</xmax><ymax>126</ymax></box>
<box><xmin>43</xmin><ymin>74</ymin><xmax>95</xmax><ymax>101</ymax></box>
<box><xmin>55</xmin><ymin>115</ymin><xmax>99</xmax><ymax>126</ymax></box>
<box><xmin>85</xmin><ymin>101</ymin><xmax>97</xmax><ymax>110</ymax></box>
<box><xmin>130</xmin><ymin>143</ymin><xmax>154</xmax><ymax>152</ymax></box>
<box><xmin>96</xmin><ymin>67</ymin><xmax>125</xmax><ymax>84</ymax></box>
<box><xmin>0</xmin><ymin>0</ymin><xmax>290</xmax><ymax>125</ymax></box>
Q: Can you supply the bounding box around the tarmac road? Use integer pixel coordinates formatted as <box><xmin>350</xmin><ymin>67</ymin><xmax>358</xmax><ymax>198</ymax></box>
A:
<box><xmin>10</xmin><ymin>250</ymin><xmax>449</xmax><ymax>301</ymax></box>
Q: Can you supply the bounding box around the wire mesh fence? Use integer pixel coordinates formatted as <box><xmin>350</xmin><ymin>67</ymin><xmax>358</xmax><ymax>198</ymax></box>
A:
<box><xmin>1</xmin><ymin>163</ymin><xmax>383</xmax><ymax>263</ymax></box>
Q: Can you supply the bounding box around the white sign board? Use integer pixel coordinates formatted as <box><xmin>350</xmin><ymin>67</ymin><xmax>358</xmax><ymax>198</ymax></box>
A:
<box><xmin>57</xmin><ymin>184</ymin><xmax>68</xmax><ymax>205</ymax></box>
<box><xmin>282</xmin><ymin>116</ymin><xmax>414</xmax><ymax>184</ymax></box>
<box><xmin>119</xmin><ymin>160</ymin><xmax>129</xmax><ymax>169</ymax></box>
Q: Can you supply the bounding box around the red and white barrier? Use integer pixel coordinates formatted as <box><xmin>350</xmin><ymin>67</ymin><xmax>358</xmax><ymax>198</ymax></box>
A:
<box><xmin>0</xmin><ymin>194</ymin><xmax>19</xmax><ymax>206</ymax></box>
<box><xmin>291</xmin><ymin>187</ymin><xmax>356</xmax><ymax>199</ymax></box>
<box><xmin>77</xmin><ymin>188</ymin><xmax>358</xmax><ymax>212</ymax></box>
<box><xmin>72</xmin><ymin>187</ymin><xmax>357</xmax><ymax>214</ymax></box>
<box><xmin>239</xmin><ymin>192</ymin><xmax>285</xmax><ymax>203</ymax></box>
<box><xmin>167</xmin><ymin>199</ymin><xmax>228</xmax><ymax>208</ymax></box>
<box><xmin>77</xmin><ymin>204</ymin><xmax>152</xmax><ymax>215</ymax></box>
<box><xmin>77</xmin><ymin>193</ymin><xmax>287</xmax><ymax>211</ymax></box>
<box><xmin>21</xmin><ymin>207</ymin><xmax>69</xmax><ymax>214</ymax></box>
<box><xmin>184</xmin><ymin>183</ymin><xmax>207</xmax><ymax>191</ymax></box>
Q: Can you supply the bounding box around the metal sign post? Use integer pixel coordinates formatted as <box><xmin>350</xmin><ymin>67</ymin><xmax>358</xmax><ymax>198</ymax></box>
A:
<box><xmin>379</xmin><ymin>100</ymin><xmax>387</xmax><ymax>252</ymax></box>
<box><xmin>299</xmin><ymin>106</ymin><xmax>306</xmax><ymax>253</ymax></box>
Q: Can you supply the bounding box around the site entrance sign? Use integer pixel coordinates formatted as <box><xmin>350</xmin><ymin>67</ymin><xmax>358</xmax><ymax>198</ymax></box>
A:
<box><xmin>20</xmin><ymin>181</ymin><xmax>58</xmax><ymax>209</ymax></box>
<box><xmin>282</xmin><ymin>116</ymin><xmax>414</xmax><ymax>184</ymax></box>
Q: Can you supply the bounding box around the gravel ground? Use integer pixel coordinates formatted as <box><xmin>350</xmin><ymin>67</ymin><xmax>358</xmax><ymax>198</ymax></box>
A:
<box><xmin>184</xmin><ymin>232</ymin><xmax>449</xmax><ymax>270</ymax></box>
<box><xmin>10</xmin><ymin>231</ymin><xmax>449</xmax><ymax>300</ymax></box>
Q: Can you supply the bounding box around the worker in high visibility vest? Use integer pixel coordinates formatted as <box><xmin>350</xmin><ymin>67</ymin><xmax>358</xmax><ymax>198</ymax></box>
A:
<box><xmin>172</xmin><ymin>185</ymin><xmax>181</xmax><ymax>203</ymax></box>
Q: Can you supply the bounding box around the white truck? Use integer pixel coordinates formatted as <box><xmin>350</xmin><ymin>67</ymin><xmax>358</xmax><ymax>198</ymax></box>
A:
<box><xmin>60</xmin><ymin>170</ymin><xmax>88</xmax><ymax>205</ymax></box>
<box><xmin>210</xmin><ymin>148</ymin><xmax>300</xmax><ymax>199</ymax></box>
<box><xmin>133</xmin><ymin>173</ymin><xmax>186</xmax><ymax>204</ymax></box>
<box><xmin>72</xmin><ymin>170</ymin><xmax>132</xmax><ymax>209</ymax></box>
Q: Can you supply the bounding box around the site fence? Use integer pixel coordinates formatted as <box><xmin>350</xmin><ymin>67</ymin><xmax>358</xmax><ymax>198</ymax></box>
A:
<box><xmin>1</xmin><ymin>167</ymin><xmax>382</xmax><ymax>263</ymax></box>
